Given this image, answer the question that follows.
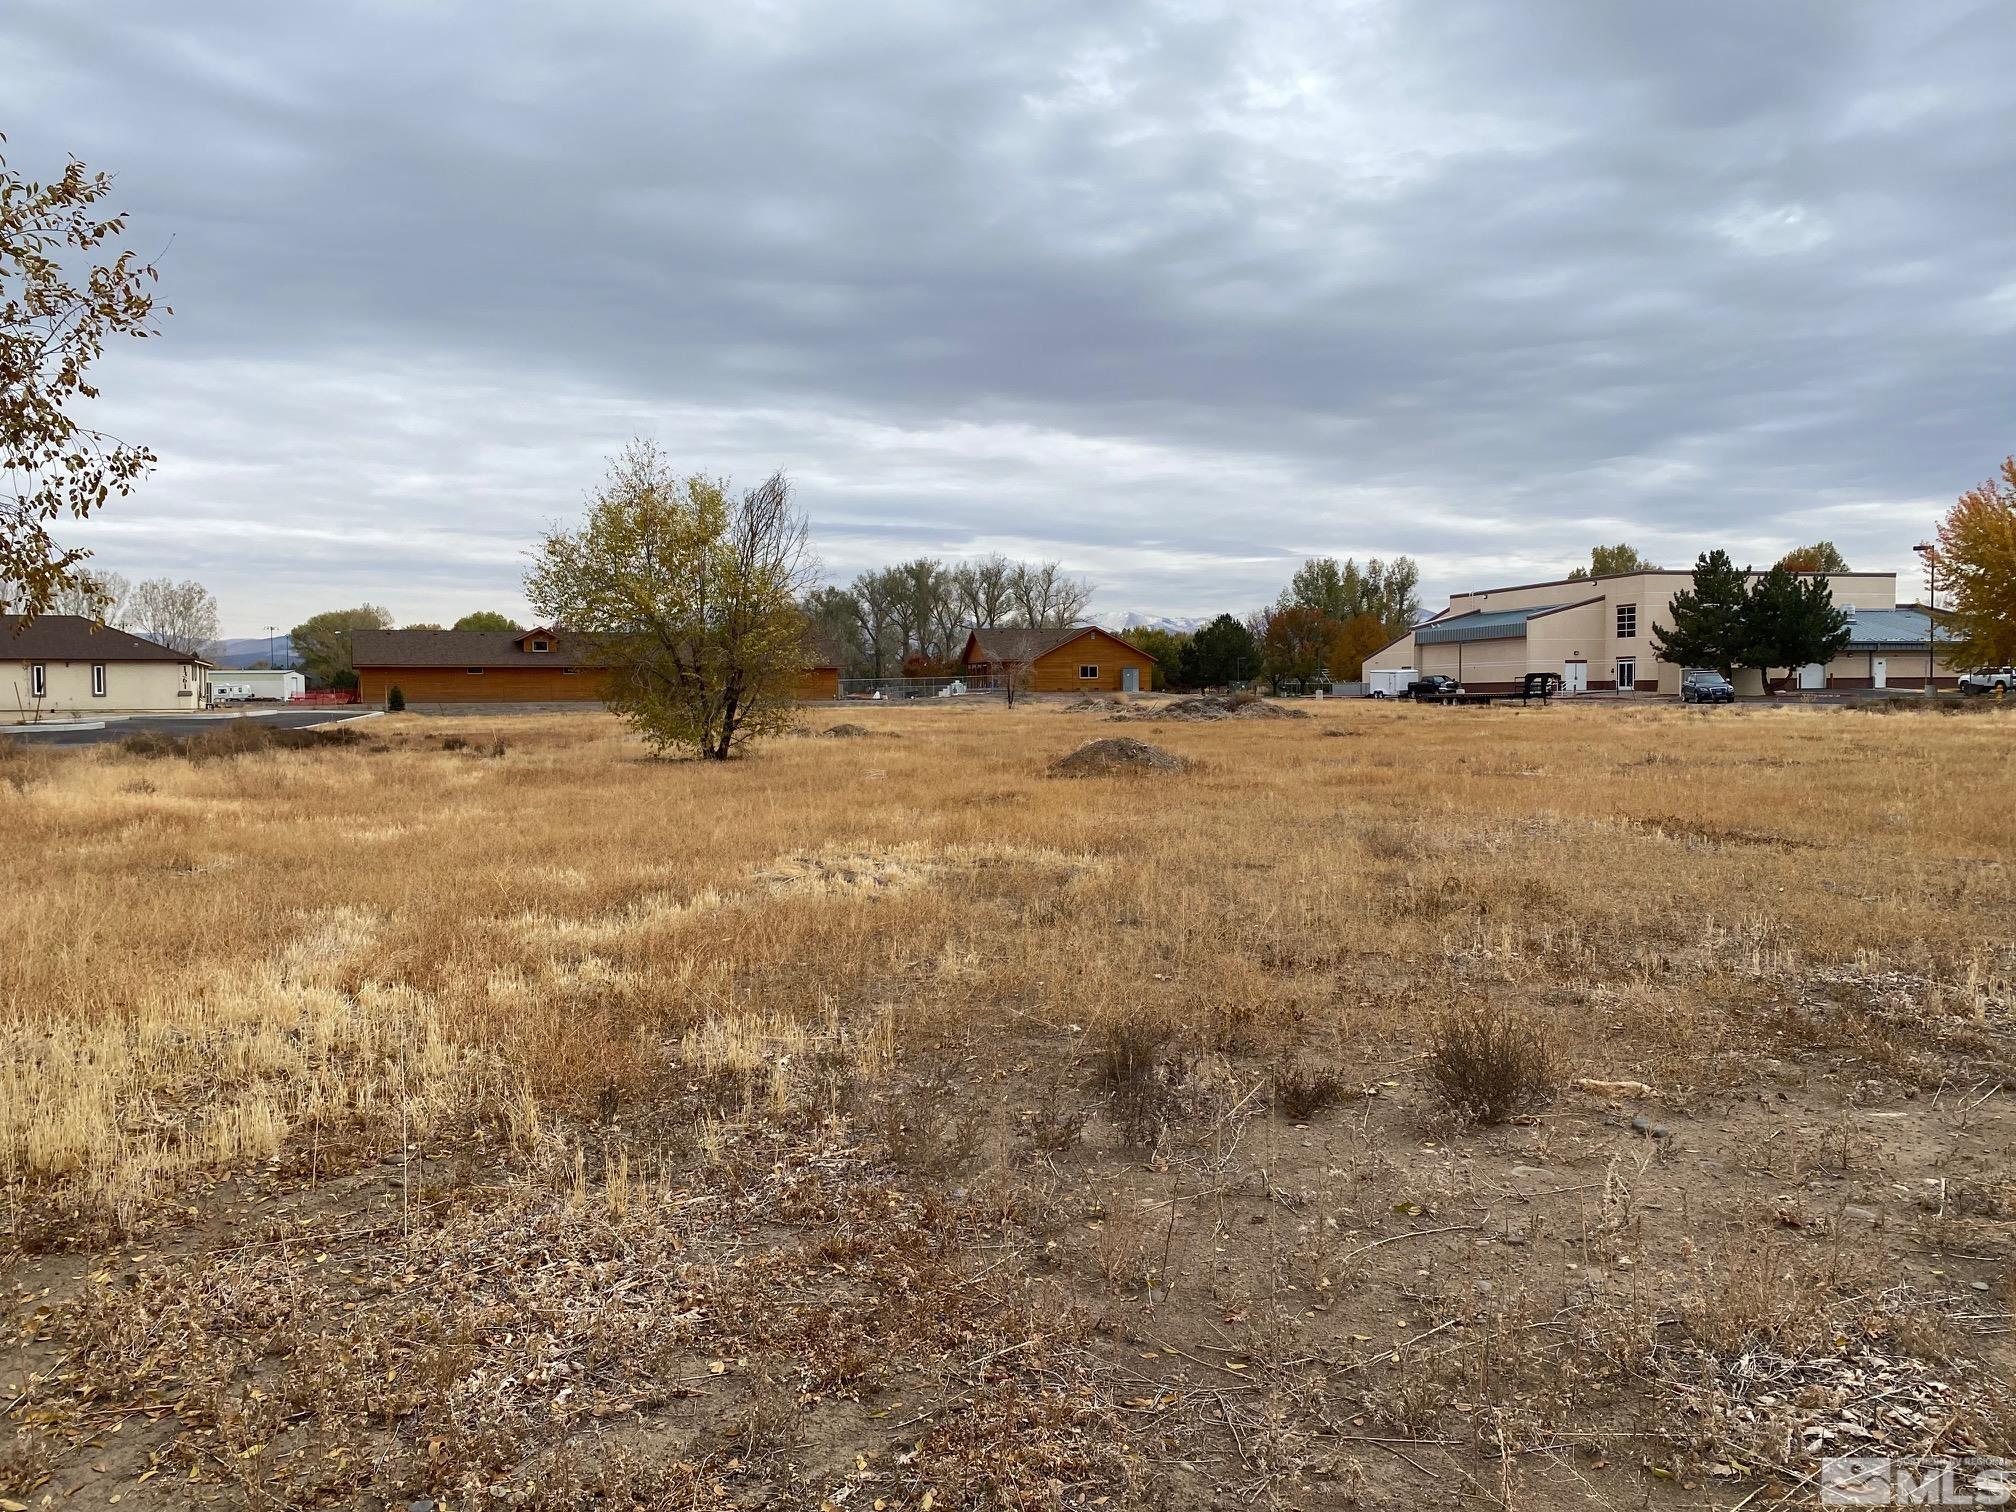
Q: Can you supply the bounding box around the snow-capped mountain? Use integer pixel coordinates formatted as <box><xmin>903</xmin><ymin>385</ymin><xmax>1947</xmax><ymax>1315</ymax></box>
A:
<box><xmin>1097</xmin><ymin>612</ymin><xmax>1208</xmax><ymax>636</ymax></box>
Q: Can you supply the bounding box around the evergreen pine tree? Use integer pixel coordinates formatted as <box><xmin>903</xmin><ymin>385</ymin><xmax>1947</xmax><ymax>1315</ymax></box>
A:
<box><xmin>1740</xmin><ymin>565</ymin><xmax>1852</xmax><ymax>694</ymax></box>
<box><xmin>1650</xmin><ymin>550</ymin><xmax>1749</xmax><ymax>676</ymax></box>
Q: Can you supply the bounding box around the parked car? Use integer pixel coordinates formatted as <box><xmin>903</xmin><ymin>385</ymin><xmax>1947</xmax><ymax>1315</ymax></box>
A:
<box><xmin>1681</xmin><ymin>670</ymin><xmax>1735</xmax><ymax>704</ymax></box>
<box><xmin>1404</xmin><ymin>675</ymin><xmax>1464</xmax><ymax>700</ymax></box>
<box><xmin>1958</xmin><ymin>666</ymin><xmax>2014</xmax><ymax>696</ymax></box>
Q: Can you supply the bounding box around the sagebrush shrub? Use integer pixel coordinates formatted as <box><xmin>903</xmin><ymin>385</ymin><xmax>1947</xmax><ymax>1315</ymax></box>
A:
<box><xmin>1428</xmin><ymin>1004</ymin><xmax>1559</xmax><ymax>1124</ymax></box>
<box><xmin>1274</xmin><ymin>1061</ymin><xmax>1348</xmax><ymax>1121</ymax></box>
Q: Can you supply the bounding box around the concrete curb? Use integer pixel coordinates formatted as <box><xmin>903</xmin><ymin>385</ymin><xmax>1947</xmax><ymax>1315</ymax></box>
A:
<box><xmin>4</xmin><ymin>720</ymin><xmax>107</xmax><ymax>734</ymax></box>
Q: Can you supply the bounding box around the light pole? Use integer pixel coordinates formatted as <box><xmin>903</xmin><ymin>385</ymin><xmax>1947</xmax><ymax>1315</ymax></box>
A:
<box><xmin>1914</xmin><ymin>543</ymin><xmax>1937</xmax><ymax>692</ymax></box>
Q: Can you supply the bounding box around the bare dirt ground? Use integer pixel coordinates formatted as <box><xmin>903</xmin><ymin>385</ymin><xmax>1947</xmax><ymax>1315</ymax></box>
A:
<box><xmin>3</xmin><ymin>698</ymin><xmax>2013</xmax><ymax>1509</ymax></box>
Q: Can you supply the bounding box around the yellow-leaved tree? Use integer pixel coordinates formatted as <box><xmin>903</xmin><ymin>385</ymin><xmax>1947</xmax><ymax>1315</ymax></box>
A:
<box><xmin>527</xmin><ymin>442</ymin><xmax>815</xmax><ymax>759</ymax></box>
<box><xmin>1935</xmin><ymin>458</ymin><xmax>2016</xmax><ymax>670</ymax></box>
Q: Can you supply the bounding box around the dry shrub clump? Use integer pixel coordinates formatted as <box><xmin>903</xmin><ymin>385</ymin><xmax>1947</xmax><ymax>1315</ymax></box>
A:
<box><xmin>1274</xmin><ymin>1059</ymin><xmax>1350</xmax><ymax>1120</ymax></box>
<box><xmin>1427</xmin><ymin>1002</ymin><xmax>1560</xmax><ymax>1123</ymax></box>
<box><xmin>118</xmin><ymin>722</ymin><xmax>364</xmax><ymax>761</ymax></box>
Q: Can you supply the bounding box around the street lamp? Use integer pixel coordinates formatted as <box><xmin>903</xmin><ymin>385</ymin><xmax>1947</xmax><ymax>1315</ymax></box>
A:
<box><xmin>1913</xmin><ymin>543</ymin><xmax>1937</xmax><ymax>692</ymax></box>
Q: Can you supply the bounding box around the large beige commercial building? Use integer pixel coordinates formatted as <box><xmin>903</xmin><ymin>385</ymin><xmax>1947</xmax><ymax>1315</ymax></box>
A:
<box><xmin>1364</xmin><ymin>569</ymin><xmax>1956</xmax><ymax>696</ymax></box>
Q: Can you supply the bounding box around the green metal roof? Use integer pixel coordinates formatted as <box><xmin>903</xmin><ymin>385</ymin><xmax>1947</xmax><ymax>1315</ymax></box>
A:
<box><xmin>1844</xmin><ymin>607</ymin><xmax>1952</xmax><ymax>652</ymax></box>
<box><xmin>1414</xmin><ymin>600</ymin><xmax>1587</xmax><ymax>646</ymax></box>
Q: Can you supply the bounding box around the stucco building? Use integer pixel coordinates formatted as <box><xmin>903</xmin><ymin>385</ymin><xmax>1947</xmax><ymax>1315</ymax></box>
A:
<box><xmin>1364</xmin><ymin>569</ymin><xmax>1956</xmax><ymax>695</ymax></box>
<box><xmin>3</xmin><ymin>616</ymin><xmax>211</xmax><ymax>721</ymax></box>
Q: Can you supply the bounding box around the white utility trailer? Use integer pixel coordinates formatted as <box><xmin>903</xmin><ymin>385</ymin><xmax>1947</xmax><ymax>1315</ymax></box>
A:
<box><xmin>1363</xmin><ymin>668</ymin><xmax>1417</xmax><ymax>698</ymax></box>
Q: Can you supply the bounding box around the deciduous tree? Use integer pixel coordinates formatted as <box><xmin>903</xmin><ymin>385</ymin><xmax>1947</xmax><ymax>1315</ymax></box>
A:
<box><xmin>452</xmin><ymin>611</ymin><xmax>522</xmax><ymax>632</ymax></box>
<box><xmin>1007</xmin><ymin>559</ymin><xmax>1093</xmax><ymax>628</ymax></box>
<box><xmin>1934</xmin><ymin>458</ymin><xmax>2016</xmax><ymax>670</ymax></box>
<box><xmin>2</xmin><ymin>138</ymin><xmax>169</xmax><ymax>620</ymax></box>
<box><xmin>291</xmin><ymin>605</ymin><xmax>394</xmax><ymax>689</ymax></box>
<box><xmin>1568</xmin><ymin>543</ymin><xmax>1654</xmax><ymax>579</ymax></box>
<box><xmin>951</xmin><ymin>554</ymin><xmax>1015</xmax><ymax>632</ymax></box>
<box><xmin>1773</xmin><ymin>540</ymin><xmax>1850</xmax><ymax>574</ymax></box>
<box><xmin>1282</xmin><ymin>555</ymin><xmax>1421</xmax><ymax>637</ymax></box>
<box><xmin>125</xmin><ymin>577</ymin><xmax>219</xmax><ymax>657</ymax></box>
<box><xmin>1328</xmin><ymin>612</ymin><xmax>1389</xmax><ymax>682</ymax></box>
<box><xmin>1258</xmin><ymin>604</ymin><xmax>1332</xmax><ymax>693</ymax></box>
<box><xmin>46</xmin><ymin>568</ymin><xmax>128</xmax><ymax>622</ymax></box>
<box><xmin>526</xmin><ymin>442</ymin><xmax>815</xmax><ymax>760</ymax></box>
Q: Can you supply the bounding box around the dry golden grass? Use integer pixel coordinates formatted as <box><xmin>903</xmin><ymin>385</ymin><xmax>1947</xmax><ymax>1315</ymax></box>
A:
<box><xmin>3</xmin><ymin>698</ymin><xmax>2013</xmax><ymax>1506</ymax></box>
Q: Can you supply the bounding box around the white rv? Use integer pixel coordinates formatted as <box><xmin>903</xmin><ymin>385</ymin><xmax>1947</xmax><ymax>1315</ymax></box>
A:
<box><xmin>205</xmin><ymin>669</ymin><xmax>306</xmax><ymax>703</ymax></box>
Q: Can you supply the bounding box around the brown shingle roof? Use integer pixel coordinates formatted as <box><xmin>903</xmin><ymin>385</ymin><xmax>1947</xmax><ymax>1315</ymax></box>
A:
<box><xmin>353</xmin><ymin>626</ymin><xmax>847</xmax><ymax>671</ymax></box>
<box><xmin>350</xmin><ymin>629</ymin><xmax>602</xmax><ymax>669</ymax></box>
<box><xmin>964</xmin><ymin>625</ymin><xmax>1090</xmax><ymax>664</ymax></box>
<box><xmin>2</xmin><ymin>616</ymin><xmax>210</xmax><ymax>664</ymax></box>
<box><xmin>963</xmin><ymin>624</ymin><xmax>1156</xmax><ymax>664</ymax></box>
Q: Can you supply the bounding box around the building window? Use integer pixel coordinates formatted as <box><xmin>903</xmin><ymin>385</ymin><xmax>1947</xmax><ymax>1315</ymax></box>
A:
<box><xmin>466</xmin><ymin>667</ymin><xmax>485</xmax><ymax>675</ymax></box>
<box><xmin>531</xmin><ymin>639</ymin><xmax>549</xmax><ymax>652</ymax></box>
<box><xmin>91</xmin><ymin>664</ymin><xmax>107</xmax><ymax>697</ymax></box>
<box><xmin>561</xmin><ymin>667</ymin><xmax>579</xmax><ymax>675</ymax></box>
<box><xmin>1615</xmin><ymin>603</ymin><xmax>1637</xmax><ymax>639</ymax></box>
<box><xmin>1079</xmin><ymin>664</ymin><xmax>1098</xmax><ymax>679</ymax></box>
<box><xmin>30</xmin><ymin>663</ymin><xmax>46</xmax><ymax>699</ymax></box>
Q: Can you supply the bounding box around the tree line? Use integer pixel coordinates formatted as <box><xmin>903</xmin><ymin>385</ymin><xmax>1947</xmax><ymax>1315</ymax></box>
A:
<box><xmin>801</xmin><ymin>556</ymin><xmax>1093</xmax><ymax>678</ymax></box>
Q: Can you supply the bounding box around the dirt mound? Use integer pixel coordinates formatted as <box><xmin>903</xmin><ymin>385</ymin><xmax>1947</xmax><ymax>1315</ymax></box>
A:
<box><xmin>1048</xmin><ymin>737</ymin><xmax>1189</xmax><ymax>777</ymax></box>
<box><xmin>821</xmin><ymin>723</ymin><xmax>873</xmax><ymax>739</ymax></box>
<box><xmin>1108</xmin><ymin>695</ymin><xmax>1311</xmax><ymax>723</ymax></box>
<box><xmin>1059</xmin><ymin>696</ymin><xmax>1118</xmax><ymax>712</ymax></box>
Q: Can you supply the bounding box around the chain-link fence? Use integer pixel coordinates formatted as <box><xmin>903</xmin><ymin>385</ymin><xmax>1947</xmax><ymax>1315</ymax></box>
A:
<box><xmin>834</xmin><ymin>674</ymin><xmax>1007</xmax><ymax>701</ymax></box>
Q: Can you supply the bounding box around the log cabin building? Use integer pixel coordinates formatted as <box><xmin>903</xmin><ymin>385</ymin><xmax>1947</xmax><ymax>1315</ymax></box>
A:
<box><xmin>957</xmin><ymin>625</ymin><xmax>1158</xmax><ymax>694</ymax></box>
<box><xmin>352</xmin><ymin>627</ymin><xmax>842</xmax><ymax>710</ymax></box>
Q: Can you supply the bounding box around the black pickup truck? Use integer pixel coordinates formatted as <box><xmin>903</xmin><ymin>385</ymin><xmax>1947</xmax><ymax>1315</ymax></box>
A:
<box><xmin>1403</xmin><ymin>674</ymin><xmax>1464</xmax><ymax>700</ymax></box>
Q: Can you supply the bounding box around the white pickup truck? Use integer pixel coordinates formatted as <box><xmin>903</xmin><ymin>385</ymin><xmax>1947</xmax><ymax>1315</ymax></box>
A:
<box><xmin>1958</xmin><ymin>666</ymin><xmax>2014</xmax><ymax>696</ymax></box>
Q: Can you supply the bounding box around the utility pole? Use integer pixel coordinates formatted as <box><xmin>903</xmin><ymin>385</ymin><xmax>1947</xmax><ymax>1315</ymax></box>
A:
<box><xmin>1913</xmin><ymin>543</ymin><xmax>1937</xmax><ymax>692</ymax></box>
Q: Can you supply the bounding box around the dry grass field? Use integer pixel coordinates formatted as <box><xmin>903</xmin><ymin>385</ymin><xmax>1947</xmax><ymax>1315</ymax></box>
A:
<box><xmin>3</xmin><ymin>696</ymin><xmax>2014</xmax><ymax>1509</ymax></box>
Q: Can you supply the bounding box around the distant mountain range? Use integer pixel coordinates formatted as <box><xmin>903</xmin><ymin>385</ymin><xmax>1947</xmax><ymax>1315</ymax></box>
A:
<box><xmin>1097</xmin><ymin>612</ymin><xmax>1208</xmax><ymax>636</ymax></box>
<box><xmin>208</xmin><ymin>635</ymin><xmax>298</xmax><ymax>668</ymax></box>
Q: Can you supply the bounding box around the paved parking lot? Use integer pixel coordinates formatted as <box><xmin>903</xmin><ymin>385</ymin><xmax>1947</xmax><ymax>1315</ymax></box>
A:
<box><xmin>3</xmin><ymin>709</ymin><xmax>375</xmax><ymax>748</ymax></box>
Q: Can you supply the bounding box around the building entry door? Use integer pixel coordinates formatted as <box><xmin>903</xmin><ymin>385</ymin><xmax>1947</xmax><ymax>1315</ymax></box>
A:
<box><xmin>1872</xmin><ymin>657</ymin><xmax>1887</xmax><ymax>689</ymax></box>
<box><xmin>1562</xmin><ymin>661</ymin><xmax>1587</xmax><ymax>694</ymax></box>
<box><xmin>1121</xmin><ymin>667</ymin><xmax>1139</xmax><ymax>693</ymax></box>
<box><xmin>1616</xmin><ymin>658</ymin><xmax>1637</xmax><ymax>692</ymax></box>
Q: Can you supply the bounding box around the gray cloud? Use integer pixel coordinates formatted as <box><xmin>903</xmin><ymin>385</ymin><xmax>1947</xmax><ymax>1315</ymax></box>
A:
<box><xmin>9</xmin><ymin>0</ymin><xmax>2010</xmax><ymax>630</ymax></box>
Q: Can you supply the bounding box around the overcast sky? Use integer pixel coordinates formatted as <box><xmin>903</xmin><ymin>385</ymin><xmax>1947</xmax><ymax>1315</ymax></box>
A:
<box><xmin>12</xmin><ymin>1</ymin><xmax>2013</xmax><ymax>634</ymax></box>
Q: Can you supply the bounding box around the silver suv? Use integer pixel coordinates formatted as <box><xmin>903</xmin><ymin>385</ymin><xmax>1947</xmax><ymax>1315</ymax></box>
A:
<box><xmin>1958</xmin><ymin>666</ymin><xmax>2013</xmax><ymax>696</ymax></box>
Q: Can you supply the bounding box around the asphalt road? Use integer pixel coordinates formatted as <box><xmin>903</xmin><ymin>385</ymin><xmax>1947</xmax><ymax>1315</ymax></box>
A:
<box><xmin>4</xmin><ymin>709</ymin><xmax>375</xmax><ymax>748</ymax></box>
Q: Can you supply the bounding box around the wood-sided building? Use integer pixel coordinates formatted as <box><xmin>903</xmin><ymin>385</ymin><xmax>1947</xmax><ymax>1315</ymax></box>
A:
<box><xmin>957</xmin><ymin>625</ymin><xmax>1157</xmax><ymax>694</ymax></box>
<box><xmin>351</xmin><ymin>627</ymin><xmax>842</xmax><ymax>709</ymax></box>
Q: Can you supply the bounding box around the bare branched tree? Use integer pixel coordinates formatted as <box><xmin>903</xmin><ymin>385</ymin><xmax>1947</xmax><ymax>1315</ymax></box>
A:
<box><xmin>125</xmin><ymin>576</ymin><xmax>219</xmax><ymax>656</ymax></box>
<box><xmin>1008</xmin><ymin>560</ymin><xmax>1095</xmax><ymax>628</ymax></box>
<box><xmin>46</xmin><ymin>568</ymin><xmax>130</xmax><ymax>623</ymax></box>
<box><xmin>952</xmin><ymin>553</ymin><xmax>1016</xmax><ymax>630</ymax></box>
